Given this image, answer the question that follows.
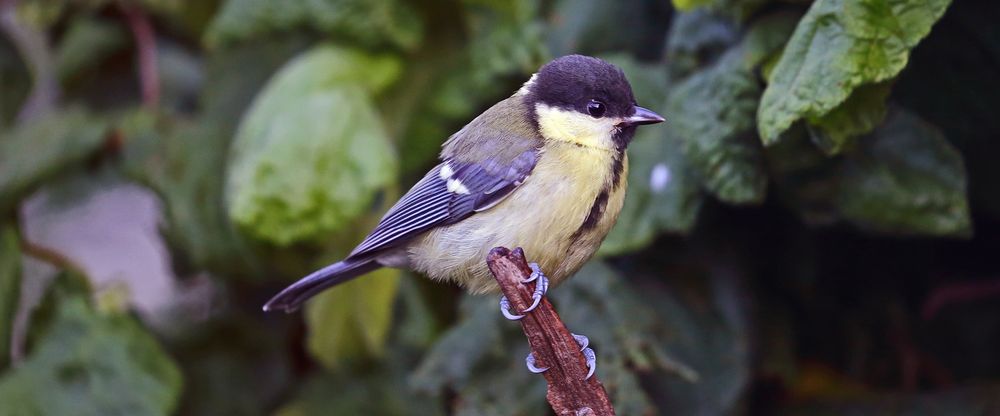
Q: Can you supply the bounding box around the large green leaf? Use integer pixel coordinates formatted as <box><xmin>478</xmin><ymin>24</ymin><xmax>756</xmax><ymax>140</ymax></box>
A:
<box><xmin>304</xmin><ymin>268</ymin><xmax>401</xmax><ymax>368</ymax></box>
<box><xmin>0</xmin><ymin>273</ymin><xmax>182</xmax><ymax>416</ymax></box>
<box><xmin>757</xmin><ymin>0</ymin><xmax>951</xmax><ymax>145</ymax></box>
<box><xmin>0</xmin><ymin>223</ymin><xmax>19</xmax><ymax>371</ymax></box>
<box><xmin>205</xmin><ymin>0</ymin><xmax>423</xmax><ymax>51</ymax></box>
<box><xmin>837</xmin><ymin>110</ymin><xmax>970</xmax><ymax>236</ymax></box>
<box><xmin>666</xmin><ymin>13</ymin><xmax>798</xmax><ymax>204</ymax></box>
<box><xmin>0</xmin><ymin>110</ymin><xmax>108</xmax><ymax>214</ymax></box>
<box><xmin>226</xmin><ymin>45</ymin><xmax>400</xmax><ymax>246</ymax></box>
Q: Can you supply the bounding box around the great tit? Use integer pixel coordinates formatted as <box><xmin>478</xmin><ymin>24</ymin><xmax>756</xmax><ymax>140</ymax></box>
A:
<box><xmin>264</xmin><ymin>55</ymin><xmax>664</xmax><ymax>313</ymax></box>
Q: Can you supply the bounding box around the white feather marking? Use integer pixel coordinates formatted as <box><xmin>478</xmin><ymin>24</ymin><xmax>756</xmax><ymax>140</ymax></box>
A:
<box><xmin>439</xmin><ymin>164</ymin><xmax>454</xmax><ymax>179</ymax></box>
<box><xmin>447</xmin><ymin>178</ymin><xmax>470</xmax><ymax>195</ymax></box>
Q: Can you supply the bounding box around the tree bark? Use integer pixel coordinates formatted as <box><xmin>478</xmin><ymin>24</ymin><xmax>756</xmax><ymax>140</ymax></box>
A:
<box><xmin>486</xmin><ymin>247</ymin><xmax>615</xmax><ymax>416</ymax></box>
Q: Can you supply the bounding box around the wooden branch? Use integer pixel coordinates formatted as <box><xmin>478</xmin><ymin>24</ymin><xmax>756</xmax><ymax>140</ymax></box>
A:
<box><xmin>487</xmin><ymin>247</ymin><xmax>615</xmax><ymax>416</ymax></box>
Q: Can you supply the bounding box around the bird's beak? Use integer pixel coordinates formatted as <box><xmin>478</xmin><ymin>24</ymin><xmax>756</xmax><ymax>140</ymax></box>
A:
<box><xmin>622</xmin><ymin>106</ymin><xmax>666</xmax><ymax>126</ymax></box>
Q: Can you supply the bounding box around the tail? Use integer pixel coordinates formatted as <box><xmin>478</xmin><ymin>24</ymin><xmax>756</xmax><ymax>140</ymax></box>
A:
<box><xmin>263</xmin><ymin>259</ymin><xmax>381</xmax><ymax>313</ymax></box>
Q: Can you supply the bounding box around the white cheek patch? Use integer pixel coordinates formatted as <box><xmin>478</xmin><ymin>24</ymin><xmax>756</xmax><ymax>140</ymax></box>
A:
<box><xmin>447</xmin><ymin>178</ymin><xmax>470</xmax><ymax>195</ymax></box>
<box><xmin>534</xmin><ymin>103</ymin><xmax>618</xmax><ymax>150</ymax></box>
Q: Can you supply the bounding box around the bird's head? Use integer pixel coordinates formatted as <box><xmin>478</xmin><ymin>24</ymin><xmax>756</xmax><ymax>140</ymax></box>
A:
<box><xmin>520</xmin><ymin>55</ymin><xmax>665</xmax><ymax>151</ymax></box>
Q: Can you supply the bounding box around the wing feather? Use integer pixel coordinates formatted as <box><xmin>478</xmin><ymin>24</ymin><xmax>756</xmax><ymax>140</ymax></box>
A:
<box><xmin>347</xmin><ymin>151</ymin><xmax>538</xmax><ymax>259</ymax></box>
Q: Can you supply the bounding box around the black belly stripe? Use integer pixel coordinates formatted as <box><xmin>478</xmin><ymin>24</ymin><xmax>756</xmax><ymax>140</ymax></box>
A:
<box><xmin>571</xmin><ymin>190</ymin><xmax>609</xmax><ymax>241</ymax></box>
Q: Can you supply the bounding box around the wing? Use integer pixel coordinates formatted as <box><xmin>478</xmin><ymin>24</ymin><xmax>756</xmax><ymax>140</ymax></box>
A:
<box><xmin>347</xmin><ymin>150</ymin><xmax>538</xmax><ymax>260</ymax></box>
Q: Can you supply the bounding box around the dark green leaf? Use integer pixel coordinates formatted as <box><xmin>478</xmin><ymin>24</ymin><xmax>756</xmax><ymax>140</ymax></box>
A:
<box><xmin>0</xmin><ymin>273</ymin><xmax>182</xmax><ymax>416</ymax></box>
<box><xmin>0</xmin><ymin>109</ymin><xmax>108</xmax><ymax>214</ymax></box>
<box><xmin>806</xmin><ymin>82</ymin><xmax>892</xmax><ymax>155</ymax></box>
<box><xmin>205</xmin><ymin>0</ymin><xmax>423</xmax><ymax>51</ymax></box>
<box><xmin>837</xmin><ymin>110</ymin><xmax>971</xmax><ymax>236</ymax></box>
<box><xmin>666</xmin><ymin>13</ymin><xmax>798</xmax><ymax>204</ymax></box>
<box><xmin>758</xmin><ymin>0</ymin><xmax>951</xmax><ymax>144</ymax></box>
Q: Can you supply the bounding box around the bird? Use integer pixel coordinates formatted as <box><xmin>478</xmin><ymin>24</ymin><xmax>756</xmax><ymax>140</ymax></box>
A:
<box><xmin>263</xmin><ymin>55</ymin><xmax>664</xmax><ymax>376</ymax></box>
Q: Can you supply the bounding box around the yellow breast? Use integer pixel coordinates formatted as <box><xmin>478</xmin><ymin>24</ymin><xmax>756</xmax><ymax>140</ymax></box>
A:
<box><xmin>409</xmin><ymin>141</ymin><xmax>626</xmax><ymax>293</ymax></box>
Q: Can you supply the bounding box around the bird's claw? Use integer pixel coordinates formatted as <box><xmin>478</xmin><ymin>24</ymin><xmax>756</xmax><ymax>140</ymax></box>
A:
<box><xmin>522</xmin><ymin>262</ymin><xmax>543</xmax><ymax>283</ymax></box>
<box><xmin>526</xmin><ymin>353</ymin><xmax>549</xmax><ymax>373</ymax></box>
<box><xmin>523</xmin><ymin>263</ymin><xmax>549</xmax><ymax>313</ymax></box>
<box><xmin>500</xmin><ymin>296</ymin><xmax>524</xmax><ymax>320</ymax></box>
<box><xmin>572</xmin><ymin>333</ymin><xmax>589</xmax><ymax>351</ymax></box>
<box><xmin>583</xmin><ymin>347</ymin><xmax>597</xmax><ymax>379</ymax></box>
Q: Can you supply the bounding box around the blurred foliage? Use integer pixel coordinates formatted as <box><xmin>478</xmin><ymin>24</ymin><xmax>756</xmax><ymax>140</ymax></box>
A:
<box><xmin>2</xmin><ymin>0</ymin><xmax>1000</xmax><ymax>415</ymax></box>
<box><xmin>0</xmin><ymin>272</ymin><xmax>181</xmax><ymax>415</ymax></box>
<box><xmin>0</xmin><ymin>223</ymin><xmax>18</xmax><ymax>370</ymax></box>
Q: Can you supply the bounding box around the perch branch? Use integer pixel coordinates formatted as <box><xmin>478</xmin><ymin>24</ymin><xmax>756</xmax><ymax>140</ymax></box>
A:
<box><xmin>487</xmin><ymin>247</ymin><xmax>615</xmax><ymax>416</ymax></box>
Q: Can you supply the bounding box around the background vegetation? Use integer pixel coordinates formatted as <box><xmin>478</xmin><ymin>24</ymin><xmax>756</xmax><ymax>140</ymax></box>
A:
<box><xmin>2</xmin><ymin>0</ymin><xmax>999</xmax><ymax>414</ymax></box>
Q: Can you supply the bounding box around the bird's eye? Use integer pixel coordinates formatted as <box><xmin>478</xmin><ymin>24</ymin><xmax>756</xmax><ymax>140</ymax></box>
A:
<box><xmin>587</xmin><ymin>100</ymin><xmax>606</xmax><ymax>118</ymax></box>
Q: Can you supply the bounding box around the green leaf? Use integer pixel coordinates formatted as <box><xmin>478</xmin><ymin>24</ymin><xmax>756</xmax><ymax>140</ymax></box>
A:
<box><xmin>665</xmin><ymin>13</ymin><xmax>798</xmax><ymax>205</ymax></box>
<box><xmin>0</xmin><ymin>273</ymin><xmax>182</xmax><ymax>416</ymax></box>
<box><xmin>0</xmin><ymin>109</ymin><xmax>108</xmax><ymax>214</ymax></box>
<box><xmin>205</xmin><ymin>0</ymin><xmax>423</xmax><ymax>51</ymax></box>
<box><xmin>837</xmin><ymin>110</ymin><xmax>971</xmax><ymax>236</ymax></box>
<box><xmin>226</xmin><ymin>45</ymin><xmax>400</xmax><ymax>246</ymax></box>
<box><xmin>304</xmin><ymin>268</ymin><xmax>401</xmax><ymax>368</ymax></box>
<box><xmin>757</xmin><ymin>0</ymin><xmax>952</xmax><ymax>145</ymax></box>
<box><xmin>0</xmin><ymin>223</ymin><xmax>19</xmax><ymax>370</ymax></box>
<box><xmin>669</xmin><ymin>51</ymin><xmax>765</xmax><ymax>204</ymax></box>
<box><xmin>806</xmin><ymin>82</ymin><xmax>892</xmax><ymax>155</ymax></box>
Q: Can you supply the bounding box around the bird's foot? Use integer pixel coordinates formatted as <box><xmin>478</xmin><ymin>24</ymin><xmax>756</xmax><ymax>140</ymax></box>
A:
<box><xmin>498</xmin><ymin>262</ymin><xmax>550</xmax><ymax>320</ymax></box>
<box><xmin>523</xmin><ymin>263</ymin><xmax>549</xmax><ymax>312</ymax></box>
<box><xmin>523</xmin><ymin>334</ymin><xmax>597</xmax><ymax>379</ymax></box>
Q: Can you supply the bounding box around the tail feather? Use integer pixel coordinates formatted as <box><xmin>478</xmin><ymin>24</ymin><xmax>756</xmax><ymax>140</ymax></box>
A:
<box><xmin>263</xmin><ymin>259</ymin><xmax>381</xmax><ymax>313</ymax></box>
